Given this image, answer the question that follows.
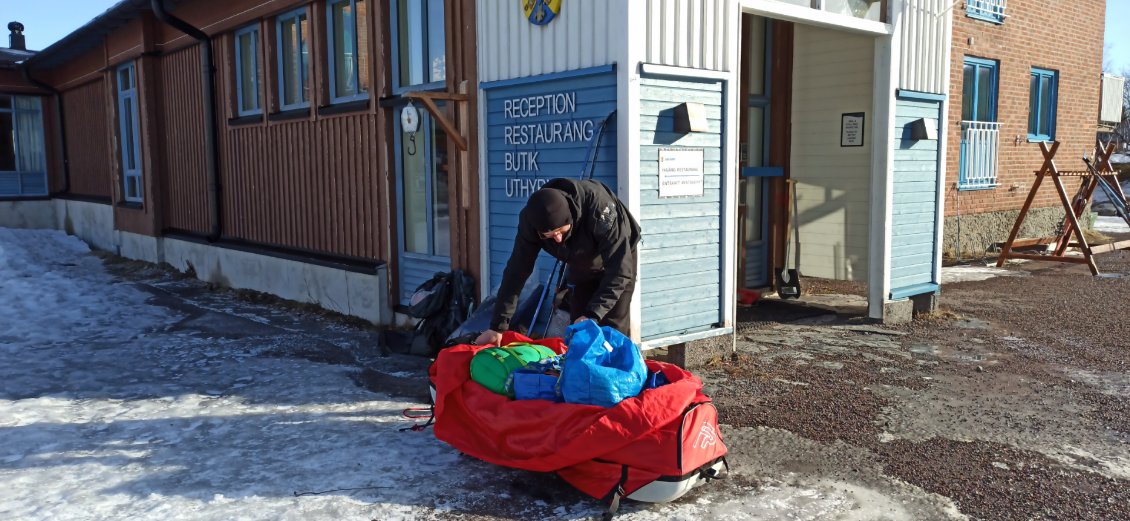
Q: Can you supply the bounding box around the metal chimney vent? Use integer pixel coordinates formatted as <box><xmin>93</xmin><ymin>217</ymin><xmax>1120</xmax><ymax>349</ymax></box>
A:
<box><xmin>8</xmin><ymin>21</ymin><xmax>26</xmax><ymax>51</ymax></box>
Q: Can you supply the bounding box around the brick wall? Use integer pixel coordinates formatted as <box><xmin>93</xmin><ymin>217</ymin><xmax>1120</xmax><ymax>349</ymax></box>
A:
<box><xmin>945</xmin><ymin>0</ymin><xmax>1106</xmax><ymax>218</ymax></box>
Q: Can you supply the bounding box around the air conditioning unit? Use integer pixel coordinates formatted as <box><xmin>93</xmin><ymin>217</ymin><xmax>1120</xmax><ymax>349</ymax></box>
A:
<box><xmin>1100</xmin><ymin>74</ymin><xmax>1125</xmax><ymax>125</ymax></box>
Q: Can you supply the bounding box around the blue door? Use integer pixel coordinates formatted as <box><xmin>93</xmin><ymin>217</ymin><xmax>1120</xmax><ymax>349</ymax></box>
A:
<box><xmin>740</xmin><ymin>16</ymin><xmax>778</xmax><ymax>288</ymax></box>
<box><xmin>395</xmin><ymin>104</ymin><xmax>452</xmax><ymax>303</ymax></box>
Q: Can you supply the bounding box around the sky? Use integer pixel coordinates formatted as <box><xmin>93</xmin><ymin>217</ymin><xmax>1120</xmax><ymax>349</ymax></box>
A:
<box><xmin>5</xmin><ymin>0</ymin><xmax>1130</xmax><ymax>69</ymax></box>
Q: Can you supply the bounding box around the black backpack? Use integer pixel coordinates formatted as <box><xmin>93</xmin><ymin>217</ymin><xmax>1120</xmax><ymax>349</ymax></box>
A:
<box><xmin>406</xmin><ymin>270</ymin><xmax>477</xmax><ymax>356</ymax></box>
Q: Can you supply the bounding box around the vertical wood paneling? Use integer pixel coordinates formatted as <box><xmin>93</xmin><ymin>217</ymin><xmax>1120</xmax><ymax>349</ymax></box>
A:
<box><xmin>219</xmin><ymin>111</ymin><xmax>383</xmax><ymax>260</ymax></box>
<box><xmin>477</xmin><ymin>0</ymin><xmax>619</xmax><ymax>83</ymax></box>
<box><xmin>158</xmin><ymin>45</ymin><xmax>209</xmax><ymax>233</ymax></box>
<box><xmin>643</xmin><ymin>0</ymin><xmax>731</xmax><ymax>72</ymax></box>
<box><xmin>900</xmin><ymin>0</ymin><xmax>949</xmax><ymax>94</ymax></box>
<box><xmin>62</xmin><ymin>81</ymin><xmax>113</xmax><ymax>199</ymax></box>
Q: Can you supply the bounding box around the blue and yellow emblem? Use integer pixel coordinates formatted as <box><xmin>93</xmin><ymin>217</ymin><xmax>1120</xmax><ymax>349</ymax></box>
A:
<box><xmin>523</xmin><ymin>0</ymin><xmax>560</xmax><ymax>26</ymax></box>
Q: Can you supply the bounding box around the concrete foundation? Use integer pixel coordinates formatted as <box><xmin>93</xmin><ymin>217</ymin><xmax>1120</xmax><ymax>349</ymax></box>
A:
<box><xmin>943</xmin><ymin>206</ymin><xmax>1066</xmax><ymax>260</ymax></box>
<box><xmin>0</xmin><ymin>200</ymin><xmax>56</xmax><ymax>229</ymax></box>
<box><xmin>882</xmin><ymin>291</ymin><xmax>937</xmax><ymax>325</ymax></box>
<box><xmin>665</xmin><ymin>333</ymin><xmax>735</xmax><ymax>369</ymax></box>
<box><xmin>0</xmin><ymin>198</ymin><xmax>392</xmax><ymax>325</ymax></box>
<box><xmin>55</xmin><ymin>200</ymin><xmax>115</xmax><ymax>252</ymax></box>
<box><xmin>160</xmin><ymin>238</ymin><xmax>391</xmax><ymax>325</ymax></box>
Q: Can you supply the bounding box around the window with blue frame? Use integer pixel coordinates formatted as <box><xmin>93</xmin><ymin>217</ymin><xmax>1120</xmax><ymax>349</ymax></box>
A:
<box><xmin>0</xmin><ymin>94</ymin><xmax>48</xmax><ymax>197</ymax></box>
<box><xmin>234</xmin><ymin>24</ymin><xmax>261</xmax><ymax>116</ymax></box>
<box><xmin>276</xmin><ymin>8</ymin><xmax>309</xmax><ymax>111</ymax></box>
<box><xmin>1028</xmin><ymin>67</ymin><xmax>1058</xmax><ymax>142</ymax></box>
<box><xmin>327</xmin><ymin>0</ymin><xmax>369</xmax><ymax>103</ymax></box>
<box><xmin>959</xmin><ymin>57</ymin><xmax>1001</xmax><ymax>190</ymax></box>
<box><xmin>966</xmin><ymin>0</ymin><xmax>1006</xmax><ymax>24</ymax></box>
<box><xmin>392</xmin><ymin>0</ymin><xmax>446</xmax><ymax>92</ymax></box>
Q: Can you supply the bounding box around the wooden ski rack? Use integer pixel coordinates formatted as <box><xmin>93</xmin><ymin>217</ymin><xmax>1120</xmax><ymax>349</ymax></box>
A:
<box><xmin>996</xmin><ymin>140</ymin><xmax>1130</xmax><ymax>275</ymax></box>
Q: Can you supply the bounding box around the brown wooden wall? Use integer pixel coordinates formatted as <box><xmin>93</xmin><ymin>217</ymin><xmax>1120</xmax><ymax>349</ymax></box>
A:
<box><xmin>61</xmin><ymin>80</ymin><xmax>113</xmax><ymax>199</ymax></box>
<box><xmin>157</xmin><ymin>45</ymin><xmax>209</xmax><ymax>233</ymax></box>
<box><xmin>220</xmin><ymin>115</ymin><xmax>383</xmax><ymax>260</ymax></box>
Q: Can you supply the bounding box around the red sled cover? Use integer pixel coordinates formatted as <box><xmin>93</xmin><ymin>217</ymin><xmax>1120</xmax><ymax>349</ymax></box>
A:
<box><xmin>429</xmin><ymin>332</ymin><xmax>728</xmax><ymax>500</ymax></box>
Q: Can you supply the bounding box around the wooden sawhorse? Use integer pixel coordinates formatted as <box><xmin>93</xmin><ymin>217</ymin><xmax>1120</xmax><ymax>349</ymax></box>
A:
<box><xmin>996</xmin><ymin>140</ymin><xmax>1130</xmax><ymax>275</ymax></box>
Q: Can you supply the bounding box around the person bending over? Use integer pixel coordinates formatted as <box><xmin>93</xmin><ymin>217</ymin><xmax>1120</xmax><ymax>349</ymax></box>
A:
<box><xmin>475</xmin><ymin>178</ymin><xmax>641</xmax><ymax>346</ymax></box>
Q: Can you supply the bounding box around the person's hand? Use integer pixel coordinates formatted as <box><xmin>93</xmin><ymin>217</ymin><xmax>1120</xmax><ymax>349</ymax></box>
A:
<box><xmin>474</xmin><ymin>329</ymin><xmax>503</xmax><ymax>346</ymax></box>
<box><xmin>573</xmin><ymin>316</ymin><xmax>591</xmax><ymax>325</ymax></box>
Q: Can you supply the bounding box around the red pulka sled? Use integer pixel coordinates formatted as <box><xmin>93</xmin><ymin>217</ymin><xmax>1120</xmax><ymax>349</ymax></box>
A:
<box><xmin>428</xmin><ymin>332</ymin><xmax>728</xmax><ymax>518</ymax></box>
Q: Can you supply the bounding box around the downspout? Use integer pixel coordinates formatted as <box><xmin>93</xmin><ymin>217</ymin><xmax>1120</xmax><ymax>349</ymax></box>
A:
<box><xmin>150</xmin><ymin>0</ymin><xmax>222</xmax><ymax>242</ymax></box>
<box><xmin>22</xmin><ymin>66</ymin><xmax>70</xmax><ymax>195</ymax></box>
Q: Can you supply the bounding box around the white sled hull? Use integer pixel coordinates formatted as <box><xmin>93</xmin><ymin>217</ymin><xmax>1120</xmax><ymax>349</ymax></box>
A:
<box><xmin>627</xmin><ymin>458</ymin><xmax>727</xmax><ymax>503</ymax></box>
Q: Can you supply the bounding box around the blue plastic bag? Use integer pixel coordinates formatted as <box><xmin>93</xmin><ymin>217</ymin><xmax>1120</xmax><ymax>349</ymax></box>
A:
<box><xmin>559</xmin><ymin>320</ymin><xmax>647</xmax><ymax>408</ymax></box>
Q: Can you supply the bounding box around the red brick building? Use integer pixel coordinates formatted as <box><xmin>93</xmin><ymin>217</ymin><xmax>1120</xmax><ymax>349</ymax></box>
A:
<box><xmin>943</xmin><ymin>0</ymin><xmax>1107</xmax><ymax>259</ymax></box>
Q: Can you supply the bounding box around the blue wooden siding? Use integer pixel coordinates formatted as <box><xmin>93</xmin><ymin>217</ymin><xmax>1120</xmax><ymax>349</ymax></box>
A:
<box><xmin>638</xmin><ymin>76</ymin><xmax>724</xmax><ymax>341</ymax></box>
<box><xmin>890</xmin><ymin>95</ymin><xmax>942</xmax><ymax>297</ymax></box>
<box><xmin>483</xmin><ymin>67</ymin><xmax>618</xmax><ymax>293</ymax></box>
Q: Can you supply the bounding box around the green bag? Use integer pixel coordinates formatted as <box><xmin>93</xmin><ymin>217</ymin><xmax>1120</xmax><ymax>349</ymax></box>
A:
<box><xmin>470</xmin><ymin>342</ymin><xmax>559</xmax><ymax>397</ymax></box>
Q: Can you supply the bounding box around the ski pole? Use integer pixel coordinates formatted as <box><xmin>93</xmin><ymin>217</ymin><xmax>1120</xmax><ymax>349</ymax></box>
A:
<box><xmin>531</xmin><ymin>111</ymin><xmax>617</xmax><ymax>337</ymax></box>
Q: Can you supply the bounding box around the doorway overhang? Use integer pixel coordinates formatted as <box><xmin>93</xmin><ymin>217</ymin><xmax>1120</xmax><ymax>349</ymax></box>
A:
<box><xmin>741</xmin><ymin>0</ymin><xmax>893</xmax><ymax>36</ymax></box>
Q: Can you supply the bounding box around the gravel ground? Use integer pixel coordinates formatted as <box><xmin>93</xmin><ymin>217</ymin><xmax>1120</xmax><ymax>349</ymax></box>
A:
<box><xmin>704</xmin><ymin>243</ymin><xmax>1130</xmax><ymax>521</ymax></box>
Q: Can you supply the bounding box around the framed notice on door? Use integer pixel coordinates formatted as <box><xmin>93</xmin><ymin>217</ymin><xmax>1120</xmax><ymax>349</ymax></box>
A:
<box><xmin>658</xmin><ymin>148</ymin><xmax>705</xmax><ymax>197</ymax></box>
<box><xmin>841</xmin><ymin>112</ymin><xmax>865</xmax><ymax>147</ymax></box>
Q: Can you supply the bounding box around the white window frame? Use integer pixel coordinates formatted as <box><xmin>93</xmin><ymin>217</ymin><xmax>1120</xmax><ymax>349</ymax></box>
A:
<box><xmin>116</xmin><ymin>62</ymin><xmax>144</xmax><ymax>203</ymax></box>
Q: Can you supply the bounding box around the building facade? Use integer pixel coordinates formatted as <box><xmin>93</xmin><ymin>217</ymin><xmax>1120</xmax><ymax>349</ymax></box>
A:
<box><xmin>943</xmin><ymin>0</ymin><xmax>1108</xmax><ymax>260</ymax></box>
<box><xmin>1</xmin><ymin>0</ymin><xmax>993</xmax><ymax>349</ymax></box>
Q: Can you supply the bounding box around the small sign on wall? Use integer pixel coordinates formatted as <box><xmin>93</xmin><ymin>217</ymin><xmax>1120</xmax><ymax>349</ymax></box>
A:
<box><xmin>841</xmin><ymin>112</ymin><xmax>865</xmax><ymax>147</ymax></box>
<box><xmin>658</xmin><ymin>148</ymin><xmax>705</xmax><ymax>197</ymax></box>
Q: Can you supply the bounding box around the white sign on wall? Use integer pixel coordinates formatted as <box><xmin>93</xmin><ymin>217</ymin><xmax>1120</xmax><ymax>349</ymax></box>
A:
<box><xmin>841</xmin><ymin>112</ymin><xmax>865</xmax><ymax>147</ymax></box>
<box><xmin>658</xmin><ymin>148</ymin><xmax>705</xmax><ymax>198</ymax></box>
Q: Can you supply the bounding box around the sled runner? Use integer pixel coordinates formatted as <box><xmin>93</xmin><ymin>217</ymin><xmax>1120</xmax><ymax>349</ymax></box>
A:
<box><xmin>428</xmin><ymin>332</ymin><xmax>728</xmax><ymax>518</ymax></box>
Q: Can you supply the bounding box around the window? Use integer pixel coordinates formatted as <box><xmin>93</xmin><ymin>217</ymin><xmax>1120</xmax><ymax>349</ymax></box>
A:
<box><xmin>392</xmin><ymin>0</ymin><xmax>446</xmax><ymax>92</ymax></box>
<box><xmin>0</xmin><ymin>94</ymin><xmax>48</xmax><ymax>197</ymax></box>
<box><xmin>398</xmin><ymin>105</ymin><xmax>449</xmax><ymax>257</ymax></box>
<box><xmin>959</xmin><ymin>57</ymin><xmax>1001</xmax><ymax>190</ymax></box>
<box><xmin>117</xmin><ymin>62</ymin><xmax>144</xmax><ymax>203</ymax></box>
<box><xmin>276</xmin><ymin>8</ymin><xmax>310</xmax><ymax>111</ymax></box>
<box><xmin>1028</xmin><ymin>67</ymin><xmax>1058</xmax><ymax>142</ymax></box>
<box><xmin>966</xmin><ymin>0</ymin><xmax>1006</xmax><ymax>24</ymax></box>
<box><xmin>328</xmin><ymin>0</ymin><xmax>369</xmax><ymax>103</ymax></box>
<box><xmin>234</xmin><ymin>25</ymin><xmax>261</xmax><ymax>116</ymax></box>
<box><xmin>961</xmin><ymin>57</ymin><xmax>998</xmax><ymax>123</ymax></box>
<box><xmin>395</xmin><ymin>104</ymin><xmax>451</xmax><ymax>302</ymax></box>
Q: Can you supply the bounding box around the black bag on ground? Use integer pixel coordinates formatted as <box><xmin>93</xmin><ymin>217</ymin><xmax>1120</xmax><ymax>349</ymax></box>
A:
<box><xmin>403</xmin><ymin>270</ymin><xmax>477</xmax><ymax>357</ymax></box>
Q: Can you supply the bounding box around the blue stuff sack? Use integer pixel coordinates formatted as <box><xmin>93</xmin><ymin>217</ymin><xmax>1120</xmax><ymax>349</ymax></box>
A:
<box><xmin>643</xmin><ymin>370</ymin><xmax>669</xmax><ymax>390</ymax></box>
<box><xmin>507</xmin><ymin>357</ymin><xmax>564</xmax><ymax>402</ymax></box>
<box><xmin>559</xmin><ymin>320</ymin><xmax>647</xmax><ymax>408</ymax></box>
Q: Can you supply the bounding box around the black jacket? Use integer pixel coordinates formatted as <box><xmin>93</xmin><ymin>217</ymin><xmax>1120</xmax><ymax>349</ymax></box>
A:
<box><xmin>491</xmin><ymin>178</ymin><xmax>641</xmax><ymax>332</ymax></box>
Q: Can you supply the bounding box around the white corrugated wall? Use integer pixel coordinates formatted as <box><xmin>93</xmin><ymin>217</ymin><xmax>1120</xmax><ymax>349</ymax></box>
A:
<box><xmin>899</xmin><ymin>0</ymin><xmax>950</xmax><ymax>94</ymax></box>
<box><xmin>644</xmin><ymin>0</ymin><xmax>733</xmax><ymax>72</ymax></box>
<box><xmin>790</xmin><ymin>24</ymin><xmax>875</xmax><ymax>282</ymax></box>
<box><xmin>476</xmin><ymin>0</ymin><xmax>734</xmax><ymax>82</ymax></box>
<box><xmin>476</xmin><ymin>0</ymin><xmax>620</xmax><ymax>83</ymax></box>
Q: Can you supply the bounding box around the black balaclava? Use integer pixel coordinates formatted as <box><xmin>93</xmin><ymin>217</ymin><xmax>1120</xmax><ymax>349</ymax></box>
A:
<box><xmin>526</xmin><ymin>187</ymin><xmax>572</xmax><ymax>234</ymax></box>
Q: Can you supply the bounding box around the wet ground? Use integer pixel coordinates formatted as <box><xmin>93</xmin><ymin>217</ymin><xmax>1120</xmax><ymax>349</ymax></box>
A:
<box><xmin>702</xmin><ymin>246</ymin><xmax>1130</xmax><ymax>520</ymax></box>
<box><xmin>94</xmin><ymin>245</ymin><xmax>1130</xmax><ymax>520</ymax></box>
